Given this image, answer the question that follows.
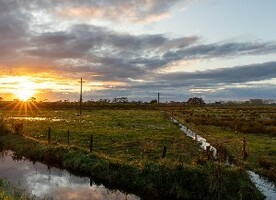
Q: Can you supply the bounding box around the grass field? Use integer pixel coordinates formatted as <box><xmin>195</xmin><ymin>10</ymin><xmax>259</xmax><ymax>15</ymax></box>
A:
<box><xmin>0</xmin><ymin>106</ymin><xmax>267</xmax><ymax>199</ymax></box>
<box><xmin>173</xmin><ymin>105</ymin><xmax>276</xmax><ymax>182</ymax></box>
<box><xmin>1</xmin><ymin>109</ymin><xmax>202</xmax><ymax>167</ymax></box>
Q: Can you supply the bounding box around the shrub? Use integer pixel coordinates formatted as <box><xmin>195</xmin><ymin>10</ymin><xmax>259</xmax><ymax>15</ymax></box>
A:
<box><xmin>12</xmin><ymin>122</ymin><xmax>23</xmax><ymax>134</ymax></box>
<box><xmin>0</xmin><ymin>118</ymin><xmax>10</xmax><ymax>135</ymax></box>
<box><xmin>259</xmin><ymin>157</ymin><xmax>273</xmax><ymax>170</ymax></box>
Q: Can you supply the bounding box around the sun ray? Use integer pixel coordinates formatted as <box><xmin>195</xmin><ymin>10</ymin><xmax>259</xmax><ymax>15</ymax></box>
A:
<box><xmin>24</xmin><ymin>102</ymin><xmax>28</xmax><ymax>116</ymax></box>
<box><xmin>18</xmin><ymin>102</ymin><xmax>24</xmax><ymax>116</ymax></box>
<box><xmin>10</xmin><ymin>101</ymin><xmax>21</xmax><ymax>113</ymax></box>
<box><xmin>29</xmin><ymin>101</ymin><xmax>40</xmax><ymax>111</ymax></box>
<box><xmin>27</xmin><ymin>102</ymin><xmax>34</xmax><ymax>115</ymax></box>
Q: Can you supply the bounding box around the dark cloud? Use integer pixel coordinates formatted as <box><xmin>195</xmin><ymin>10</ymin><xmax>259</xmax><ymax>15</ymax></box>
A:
<box><xmin>0</xmin><ymin>1</ymin><xmax>31</xmax><ymax>58</ymax></box>
<box><xmin>162</xmin><ymin>42</ymin><xmax>276</xmax><ymax>62</ymax></box>
<box><xmin>122</xmin><ymin>61</ymin><xmax>276</xmax><ymax>100</ymax></box>
<box><xmin>19</xmin><ymin>22</ymin><xmax>276</xmax><ymax>83</ymax></box>
<box><xmin>195</xmin><ymin>86</ymin><xmax>276</xmax><ymax>102</ymax></box>
<box><xmin>161</xmin><ymin>61</ymin><xmax>276</xmax><ymax>84</ymax></box>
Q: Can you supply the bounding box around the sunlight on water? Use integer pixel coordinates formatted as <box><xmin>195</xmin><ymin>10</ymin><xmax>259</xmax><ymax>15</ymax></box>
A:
<box><xmin>9</xmin><ymin>116</ymin><xmax>63</xmax><ymax>122</ymax></box>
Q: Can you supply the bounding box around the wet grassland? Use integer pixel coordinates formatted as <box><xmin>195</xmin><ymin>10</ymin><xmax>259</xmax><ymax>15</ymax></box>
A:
<box><xmin>0</xmin><ymin>108</ymin><xmax>265</xmax><ymax>199</ymax></box>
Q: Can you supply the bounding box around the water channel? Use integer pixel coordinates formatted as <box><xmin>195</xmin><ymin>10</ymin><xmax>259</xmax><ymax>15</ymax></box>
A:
<box><xmin>0</xmin><ymin>151</ymin><xmax>140</xmax><ymax>200</ymax></box>
<box><xmin>171</xmin><ymin>117</ymin><xmax>276</xmax><ymax>200</ymax></box>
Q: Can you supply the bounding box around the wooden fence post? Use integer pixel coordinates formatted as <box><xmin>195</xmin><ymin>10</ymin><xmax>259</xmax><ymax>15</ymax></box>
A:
<box><xmin>48</xmin><ymin>127</ymin><xmax>51</xmax><ymax>144</ymax></box>
<box><xmin>206</xmin><ymin>146</ymin><xmax>211</xmax><ymax>160</ymax></box>
<box><xmin>195</xmin><ymin>133</ymin><xmax>198</xmax><ymax>141</ymax></box>
<box><xmin>242</xmin><ymin>137</ymin><xmax>248</xmax><ymax>160</ymax></box>
<box><xmin>90</xmin><ymin>134</ymin><xmax>93</xmax><ymax>152</ymax></box>
<box><xmin>67</xmin><ymin>131</ymin><xmax>70</xmax><ymax>145</ymax></box>
<box><xmin>90</xmin><ymin>176</ymin><xmax>93</xmax><ymax>187</ymax></box>
<box><xmin>162</xmin><ymin>146</ymin><xmax>167</xmax><ymax>158</ymax></box>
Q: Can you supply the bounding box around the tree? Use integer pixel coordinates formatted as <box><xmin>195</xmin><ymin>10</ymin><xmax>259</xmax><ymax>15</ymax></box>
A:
<box><xmin>187</xmin><ymin>97</ymin><xmax>205</xmax><ymax>105</ymax></box>
<box><xmin>28</xmin><ymin>97</ymin><xmax>36</xmax><ymax>102</ymax></box>
<box><xmin>112</xmin><ymin>97</ymin><xmax>128</xmax><ymax>103</ymax></box>
<box><xmin>149</xmin><ymin>99</ymin><xmax>157</xmax><ymax>104</ymax></box>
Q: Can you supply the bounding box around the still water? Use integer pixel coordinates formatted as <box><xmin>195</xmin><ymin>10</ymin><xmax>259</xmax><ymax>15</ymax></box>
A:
<box><xmin>0</xmin><ymin>151</ymin><xmax>140</xmax><ymax>200</ymax></box>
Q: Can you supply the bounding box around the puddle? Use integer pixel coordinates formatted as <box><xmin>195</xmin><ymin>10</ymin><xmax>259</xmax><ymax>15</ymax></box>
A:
<box><xmin>0</xmin><ymin>151</ymin><xmax>140</xmax><ymax>200</ymax></box>
<box><xmin>8</xmin><ymin>117</ymin><xmax>63</xmax><ymax>122</ymax></box>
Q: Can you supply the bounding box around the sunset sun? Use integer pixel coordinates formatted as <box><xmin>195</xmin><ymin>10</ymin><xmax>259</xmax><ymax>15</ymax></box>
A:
<box><xmin>14</xmin><ymin>79</ymin><xmax>36</xmax><ymax>101</ymax></box>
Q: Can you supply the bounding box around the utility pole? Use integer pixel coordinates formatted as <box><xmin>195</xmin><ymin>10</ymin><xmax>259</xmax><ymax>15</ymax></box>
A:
<box><xmin>157</xmin><ymin>93</ymin><xmax>160</xmax><ymax>104</ymax></box>
<box><xmin>78</xmin><ymin>78</ymin><xmax>85</xmax><ymax>115</ymax></box>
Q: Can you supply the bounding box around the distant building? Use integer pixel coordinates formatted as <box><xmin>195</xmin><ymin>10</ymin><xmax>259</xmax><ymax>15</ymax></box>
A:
<box><xmin>249</xmin><ymin>99</ymin><xmax>264</xmax><ymax>105</ymax></box>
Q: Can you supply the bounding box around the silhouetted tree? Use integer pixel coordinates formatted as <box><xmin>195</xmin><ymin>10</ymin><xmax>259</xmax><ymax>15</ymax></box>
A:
<box><xmin>150</xmin><ymin>99</ymin><xmax>157</xmax><ymax>104</ymax></box>
<box><xmin>28</xmin><ymin>97</ymin><xmax>36</xmax><ymax>102</ymax></box>
<box><xmin>112</xmin><ymin>97</ymin><xmax>128</xmax><ymax>103</ymax></box>
<box><xmin>187</xmin><ymin>97</ymin><xmax>205</xmax><ymax>105</ymax></box>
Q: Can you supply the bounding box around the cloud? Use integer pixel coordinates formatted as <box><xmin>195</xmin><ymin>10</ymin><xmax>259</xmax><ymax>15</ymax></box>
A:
<box><xmin>0</xmin><ymin>1</ymin><xmax>31</xmax><ymax>59</ymax></box>
<box><xmin>161</xmin><ymin>61</ymin><xmax>276</xmax><ymax>85</ymax></box>
<box><xmin>162</xmin><ymin>42</ymin><xmax>276</xmax><ymax>62</ymax></box>
<box><xmin>1</xmin><ymin>0</ymin><xmax>195</xmax><ymax>24</ymax></box>
<box><xmin>123</xmin><ymin>61</ymin><xmax>276</xmax><ymax>100</ymax></box>
<box><xmin>17</xmin><ymin>22</ymin><xmax>276</xmax><ymax>83</ymax></box>
<box><xmin>54</xmin><ymin>0</ymin><xmax>192</xmax><ymax>23</ymax></box>
<box><xmin>0</xmin><ymin>0</ymin><xmax>276</xmax><ymax>101</ymax></box>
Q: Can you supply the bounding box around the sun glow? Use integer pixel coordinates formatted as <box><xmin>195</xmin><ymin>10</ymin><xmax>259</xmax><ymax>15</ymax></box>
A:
<box><xmin>14</xmin><ymin>78</ymin><xmax>36</xmax><ymax>101</ymax></box>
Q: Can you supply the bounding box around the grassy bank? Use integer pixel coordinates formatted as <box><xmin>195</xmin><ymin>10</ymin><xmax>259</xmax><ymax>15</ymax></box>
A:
<box><xmin>0</xmin><ymin>109</ymin><xmax>265</xmax><ymax>199</ymax></box>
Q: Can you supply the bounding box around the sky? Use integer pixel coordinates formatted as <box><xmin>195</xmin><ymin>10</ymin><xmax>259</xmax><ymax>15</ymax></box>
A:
<box><xmin>0</xmin><ymin>0</ymin><xmax>276</xmax><ymax>102</ymax></box>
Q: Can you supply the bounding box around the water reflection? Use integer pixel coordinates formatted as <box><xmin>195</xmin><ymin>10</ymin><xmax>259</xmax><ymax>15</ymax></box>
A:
<box><xmin>8</xmin><ymin>116</ymin><xmax>62</xmax><ymax>122</ymax></box>
<box><xmin>0</xmin><ymin>151</ymin><xmax>140</xmax><ymax>200</ymax></box>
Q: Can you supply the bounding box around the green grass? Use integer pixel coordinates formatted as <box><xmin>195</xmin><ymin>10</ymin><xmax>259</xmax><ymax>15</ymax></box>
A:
<box><xmin>1</xmin><ymin>109</ymin><xmax>202</xmax><ymax>167</ymax></box>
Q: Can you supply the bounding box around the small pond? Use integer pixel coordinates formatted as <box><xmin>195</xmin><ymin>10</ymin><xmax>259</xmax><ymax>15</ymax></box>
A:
<box><xmin>0</xmin><ymin>151</ymin><xmax>140</xmax><ymax>200</ymax></box>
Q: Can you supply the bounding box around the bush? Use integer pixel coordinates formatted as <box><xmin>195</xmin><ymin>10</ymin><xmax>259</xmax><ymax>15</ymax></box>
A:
<box><xmin>0</xmin><ymin>118</ymin><xmax>10</xmax><ymax>135</ymax></box>
<box><xmin>12</xmin><ymin>122</ymin><xmax>23</xmax><ymax>134</ymax></box>
<box><xmin>259</xmin><ymin>157</ymin><xmax>273</xmax><ymax>170</ymax></box>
